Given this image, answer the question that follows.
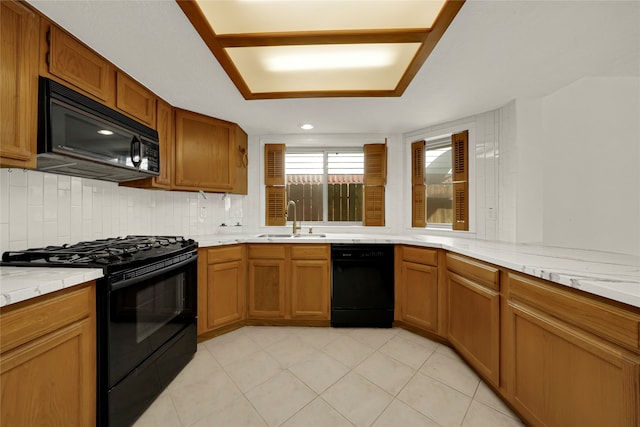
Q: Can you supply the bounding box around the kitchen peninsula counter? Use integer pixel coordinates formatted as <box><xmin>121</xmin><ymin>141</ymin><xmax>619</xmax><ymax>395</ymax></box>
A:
<box><xmin>1</xmin><ymin>233</ymin><xmax>638</xmax><ymax>309</ymax></box>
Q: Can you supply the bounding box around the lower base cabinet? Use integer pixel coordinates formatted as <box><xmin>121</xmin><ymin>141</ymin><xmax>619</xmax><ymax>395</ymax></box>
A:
<box><xmin>247</xmin><ymin>244</ymin><xmax>330</xmax><ymax>322</ymax></box>
<box><xmin>0</xmin><ymin>283</ymin><xmax>96</xmax><ymax>427</ymax></box>
<box><xmin>197</xmin><ymin>245</ymin><xmax>246</xmax><ymax>335</ymax></box>
<box><xmin>395</xmin><ymin>246</ymin><xmax>440</xmax><ymax>335</ymax></box>
<box><xmin>446</xmin><ymin>253</ymin><xmax>501</xmax><ymax>388</ymax></box>
<box><xmin>504</xmin><ymin>272</ymin><xmax>640</xmax><ymax>427</ymax></box>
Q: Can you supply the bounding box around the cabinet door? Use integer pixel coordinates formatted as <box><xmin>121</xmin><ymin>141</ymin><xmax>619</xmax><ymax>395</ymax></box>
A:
<box><xmin>248</xmin><ymin>259</ymin><xmax>286</xmax><ymax>318</ymax></box>
<box><xmin>116</xmin><ymin>72</ymin><xmax>156</xmax><ymax>128</ymax></box>
<box><xmin>47</xmin><ymin>24</ymin><xmax>114</xmax><ymax>103</ymax></box>
<box><xmin>174</xmin><ymin>110</ymin><xmax>234</xmax><ymax>191</ymax></box>
<box><xmin>505</xmin><ymin>302</ymin><xmax>640</xmax><ymax>427</ymax></box>
<box><xmin>0</xmin><ymin>0</ymin><xmax>39</xmax><ymax>168</ymax></box>
<box><xmin>1</xmin><ymin>318</ymin><xmax>96</xmax><ymax>427</ymax></box>
<box><xmin>207</xmin><ymin>260</ymin><xmax>245</xmax><ymax>328</ymax></box>
<box><xmin>447</xmin><ymin>271</ymin><xmax>500</xmax><ymax>387</ymax></box>
<box><xmin>400</xmin><ymin>261</ymin><xmax>438</xmax><ymax>333</ymax></box>
<box><xmin>290</xmin><ymin>259</ymin><xmax>329</xmax><ymax>320</ymax></box>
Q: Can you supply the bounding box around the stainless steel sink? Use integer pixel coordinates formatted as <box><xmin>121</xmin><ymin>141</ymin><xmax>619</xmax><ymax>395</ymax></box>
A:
<box><xmin>255</xmin><ymin>233</ymin><xmax>327</xmax><ymax>238</ymax></box>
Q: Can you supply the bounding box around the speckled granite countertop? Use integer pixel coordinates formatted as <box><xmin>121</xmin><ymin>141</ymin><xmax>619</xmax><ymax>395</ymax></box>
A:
<box><xmin>2</xmin><ymin>233</ymin><xmax>638</xmax><ymax>309</ymax></box>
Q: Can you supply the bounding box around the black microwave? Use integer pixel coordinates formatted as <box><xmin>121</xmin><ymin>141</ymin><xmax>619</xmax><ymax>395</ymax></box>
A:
<box><xmin>36</xmin><ymin>77</ymin><xmax>160</xmax><ymax>182</ymax></box>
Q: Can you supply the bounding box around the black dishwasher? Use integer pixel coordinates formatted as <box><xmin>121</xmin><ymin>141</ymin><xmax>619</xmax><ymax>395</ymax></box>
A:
<box><xmin>331</xmin><ymin>244</ymin><xmax>395</xmax><ymax>328</ymax></box>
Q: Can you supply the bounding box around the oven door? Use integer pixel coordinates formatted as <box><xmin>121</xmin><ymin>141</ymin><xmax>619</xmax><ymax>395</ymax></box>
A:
<box><xmin>107</xmin><ymin>253</ymin><xmax>196</xmax><ymax>387</ymax></box>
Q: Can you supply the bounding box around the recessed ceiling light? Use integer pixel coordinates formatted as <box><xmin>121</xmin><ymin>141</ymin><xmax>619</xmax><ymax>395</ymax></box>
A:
<box><xmin>300</xmin><ymin>124</ymin><xmax>314</xmax><ymax>130</ymax></box>
<box><xmin>97</xmin><ymin>129</ymin><xmax>114</xmax><ymax>135</ymax></box>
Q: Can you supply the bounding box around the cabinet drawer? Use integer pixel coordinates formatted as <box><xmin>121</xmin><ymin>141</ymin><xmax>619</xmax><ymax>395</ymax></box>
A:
<box><xmin>207</xmin><ymin>245</ymin><xmax>244</xmax><ymax>263</ymax></box>
<box><xmin>507</xmin><ymin>272</ymin><xmax>640</xmax><ymax>352</ymax></box>
<box><xmin>290</xmin><ymin>244</ymin><xmax>329</xmax><ymax>260</ymax></box>
<box><xmin>446</xmin><ymin>253</ymin><xmax>499</xmax><ymax>291</ymax></box>
<box><xmin>402</xmin><ymin>246</ymin><xmax>438</xmax><ymax>266</ymax></box>
<box><xmin>0</xmin><ymin>283</ymin><xmax>94</xmax><ymax>354</ymax></box>
<box><xmin>248</xmin><ymin>244</ymin><xmax>285</xmax><ymax>259</ymax></box>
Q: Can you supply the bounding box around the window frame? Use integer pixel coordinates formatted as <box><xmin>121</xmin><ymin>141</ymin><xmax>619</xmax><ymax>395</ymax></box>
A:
<box><xmin>405</xmin><ymin>124</ymin><xmax>475</xmax><ymax>234</ymax></box>
<box><xmin>285</xmin><ymin>146</ymin><xmax>365</xmax><ymax>225</ymax></box>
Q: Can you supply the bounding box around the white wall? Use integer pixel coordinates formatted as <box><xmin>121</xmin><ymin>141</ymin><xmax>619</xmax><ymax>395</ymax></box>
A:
<box><xmin>0</xmin><ymin>169</ymin><xmax>246</xmax><ymax>253</ymax></box>
<box><xmin>539</xmin><ymin>77</ymin><xmax>639</xmax><ymax>256</ymax></box>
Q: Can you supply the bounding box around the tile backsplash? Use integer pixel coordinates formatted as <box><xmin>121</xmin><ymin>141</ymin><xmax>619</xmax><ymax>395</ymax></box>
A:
<box><xmin>0</xmin><ymin>169</ymin><xmax>246</xmax><ymax>253</ymax></box>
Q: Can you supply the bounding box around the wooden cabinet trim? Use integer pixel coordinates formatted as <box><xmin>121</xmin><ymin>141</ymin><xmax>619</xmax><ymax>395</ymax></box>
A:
<box><xmin>446</xmin><ymin>252</ymin><xmax>500</xmax><ymax>291</ymax></box>
<box><xmin>508</xmin><ymin>272</ymin><xmax>640</xmax><ymax>352</ymax></box>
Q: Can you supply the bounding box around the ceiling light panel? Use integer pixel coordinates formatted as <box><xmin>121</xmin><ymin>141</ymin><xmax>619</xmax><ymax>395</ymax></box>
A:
<box><xmin>178</xmin><ymin>0</ymin><xmax>464</xmax><ymax>98</ymax></box>
<box><xmin>196</xmin><ymin>0</ymin><xmax>447</xmax><ymax>35</ymax></box>
<box><xmin>226</xmin><ymin>43</ymin><xmax>421</xmax><ymax>92</ymax></box>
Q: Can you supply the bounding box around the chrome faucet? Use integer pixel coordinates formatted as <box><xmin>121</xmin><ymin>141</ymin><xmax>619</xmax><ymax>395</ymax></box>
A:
<box><xmin>287</xmin><ymin>200</ymin><xmax>301</xmax><ymax>236</ymax></box>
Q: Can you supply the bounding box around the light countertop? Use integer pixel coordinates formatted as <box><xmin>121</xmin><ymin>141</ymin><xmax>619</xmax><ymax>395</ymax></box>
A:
<box><xmin>0</xmin><ymin>267</ymin><xmax>103</xmax><ymax>308</ymax></box>
<box><xmin>2</xmin><ymin>233</ymin><xmax>638</xmax><ymax>309</ymax></box>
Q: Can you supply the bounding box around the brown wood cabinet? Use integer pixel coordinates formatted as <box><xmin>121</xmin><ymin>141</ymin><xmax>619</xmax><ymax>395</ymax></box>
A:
<box><xmin>0</xmin><ymin>282</ymin><xmax>96</xmax><ymax>427</ymax></box>
<box><xmin>1</xmin><ymin>0</ymin><xmax>40</xmax><ymax>169</ymax></box>
<box><xmin>290</xmin><ymin>245</ymin><xmax>330</xmax><ymax>320</ymax></box>
<box><xmin>446</xmin><ymin>253</ymin><xmax>500</xmax><ymax>387</ymax></box>
<box><xmin>42</xmin><ymin>21</ymin><xmax>115</xmax><ymax>104</ymax></box>
<box><xmin>504</xmin><ymin>272</ymin><xmax>640</xmax><ymax>427</ymax></box>
<box><xmin>248</xmin><ymin>244</ymin><xmax>287</xmax><ymax>318</ymax></box>
<box><xmin>116</xmin><ymin>72</ymin><xmax>156</xmax><ymax>128</ymax></box>
<box><xmin>174</xmin><ymin>109</ymin><xmax>248</xmax><ymax>193</ymax></box>
<box><xmin>395</xmin><ymin>246</ymin><xmax>440</xmax><ymax>335</ymax></box>
<box><xmin>197</xmin><ymin>245</ymin><xmax>246</xmax><ymax>336</ymax></box>
<box><xmin>247</xmin><ymin>244</ymin><xmax>331</xmax><ymax>322</ymax></box>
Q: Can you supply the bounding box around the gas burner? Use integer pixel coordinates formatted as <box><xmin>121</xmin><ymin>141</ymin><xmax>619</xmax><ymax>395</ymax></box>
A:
<box><xmin>1</xmin><ymin>235</ymin><xmax>196</xmax><ymax>270</ymax></box>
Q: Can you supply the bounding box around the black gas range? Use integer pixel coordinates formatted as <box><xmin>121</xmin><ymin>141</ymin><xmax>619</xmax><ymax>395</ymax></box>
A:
<box><xmin>2</xmin><ymin>236</ymin><xmax>199</xmax><ymax>427</ymax></box>
<box><xmin>2</xmin><ymin>235</ymin><xmax>196</xmax><ymax>271</ymax></box>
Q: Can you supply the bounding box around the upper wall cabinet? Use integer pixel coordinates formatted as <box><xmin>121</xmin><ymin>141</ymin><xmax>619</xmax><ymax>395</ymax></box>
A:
<box><xmin>0</xmin><ymin>0</ymin><xmax>40</xmax><ymax>168</ymax></box>
<box><xmin>116</xmin><ymin>72</ymin><xmax>156</xmax><ymax>129</ymax></box>
<box><xmin>42</xmin><ymin>21</ymin><xmax>116</xmax><ymax>104</ymax></box>
<box><xmin>42</xmin><ymin>20</ymin><xmax>156</xmax><ymax>129</ymax></box>
<box><xmin>174</xmin><ymin>109</ymin><xmax>248</xmax><ymax>194</ymax></box>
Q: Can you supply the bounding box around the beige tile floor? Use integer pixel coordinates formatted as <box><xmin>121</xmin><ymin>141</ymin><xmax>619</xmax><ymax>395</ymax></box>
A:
<box><xmin>134</xmin><ymin>326</ymin><xmax>524</xmax><ymax>427</ymax></box>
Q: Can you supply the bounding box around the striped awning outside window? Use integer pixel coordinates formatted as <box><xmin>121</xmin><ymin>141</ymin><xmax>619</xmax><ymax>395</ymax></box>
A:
<box><xmin>286</xmin><ymin>174</ymin><xmax>364</xmax><ymax>185</ymax></box>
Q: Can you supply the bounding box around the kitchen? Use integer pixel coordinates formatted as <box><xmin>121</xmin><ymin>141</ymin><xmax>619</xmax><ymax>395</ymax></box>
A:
<box><xmin>1</xmin><ymin>1</ymin><xmax>639</xmax><ymax>426</ymax></box>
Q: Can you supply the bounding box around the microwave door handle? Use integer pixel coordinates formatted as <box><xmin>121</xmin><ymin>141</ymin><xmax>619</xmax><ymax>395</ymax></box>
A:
<box><xmin>130</xmin><ymin>136</ymin><xmax>142</xmax><ymax>168</ymax></box>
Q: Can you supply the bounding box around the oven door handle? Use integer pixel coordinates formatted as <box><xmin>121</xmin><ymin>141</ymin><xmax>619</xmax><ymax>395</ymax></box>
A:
<box><xmin>109</xmin><ymin>253</ymin><xmax>196</xmax><ymax>291</ymax></box>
